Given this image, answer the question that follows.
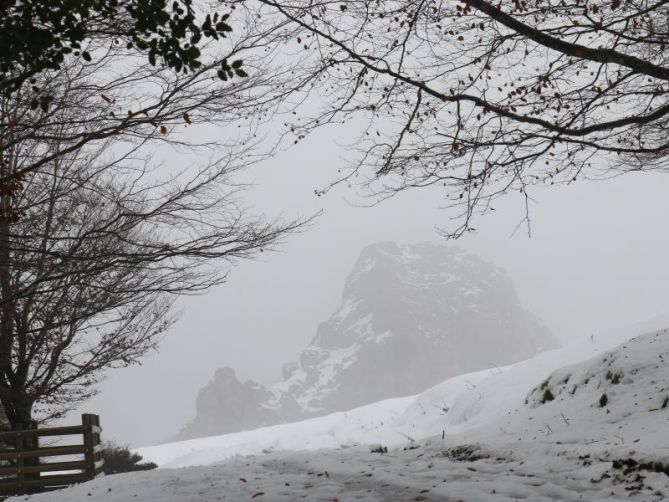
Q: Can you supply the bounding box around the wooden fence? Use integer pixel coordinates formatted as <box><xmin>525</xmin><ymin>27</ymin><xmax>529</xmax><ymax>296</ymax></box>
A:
<box><xmin>0</xmin><ymin>414</ymin><xmax>103</xmax><ymax>495</ymax></box>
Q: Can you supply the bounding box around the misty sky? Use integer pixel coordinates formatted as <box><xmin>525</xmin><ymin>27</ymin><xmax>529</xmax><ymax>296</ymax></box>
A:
<box><xmin>68</xmin><ymin>123</ymin><xmax>669</xmax><ymax>447</ymax></box>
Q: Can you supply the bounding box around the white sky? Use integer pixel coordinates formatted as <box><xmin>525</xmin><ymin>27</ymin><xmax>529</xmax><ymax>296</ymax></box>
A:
<box><xmin>69</xmin><ymin>122</ymin><xmax>669</xmax><ymax>447</ymax></box>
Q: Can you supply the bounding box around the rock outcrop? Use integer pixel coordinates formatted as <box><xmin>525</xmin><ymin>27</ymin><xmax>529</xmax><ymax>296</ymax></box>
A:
<box><xmin>178</xmin><ymin>242</ymin><xmax>558</xmax><ymax>439</ymax></box>
<box><xmin>179</xmin><ymin>368</ymin><xmax>277</xmax><ymax>439</ymax></box>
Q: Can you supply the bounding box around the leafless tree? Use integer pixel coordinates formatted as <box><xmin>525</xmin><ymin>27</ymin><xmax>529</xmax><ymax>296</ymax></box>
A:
<box><xmin>254</xmin><ymin>0</ymin><xmax>669</xmax><ymax>235</ymax></box>
<box><xmin>0</xmin><ymin>11</ymin><xmax>305</xmax><ymax>431</ymax></box>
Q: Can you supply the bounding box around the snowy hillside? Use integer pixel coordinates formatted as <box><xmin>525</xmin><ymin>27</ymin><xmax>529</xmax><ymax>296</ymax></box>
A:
<box><xmin>179</xmin><ymin>242</ymin><xmax>557</xmax><ymax>439</ymax></box>
<box><xmin>12</xmin><ymin>328</ymin><xmax>668</xmax><ymax>501</ymax></box>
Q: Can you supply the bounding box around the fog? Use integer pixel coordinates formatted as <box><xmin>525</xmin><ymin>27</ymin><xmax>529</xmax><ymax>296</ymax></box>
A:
<box><xmin>68</xmin><ymin>124</ymin><xmax>669</xmax><ymax>447</ymax></box>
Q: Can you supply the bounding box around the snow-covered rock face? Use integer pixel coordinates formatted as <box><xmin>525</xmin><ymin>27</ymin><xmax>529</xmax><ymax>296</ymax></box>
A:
<box><xmin>178</xmin><ymin>242</ymin><xmax>557</xmax><ymax>439</ymax></box>
<box><xmin>278</xmin><ymin>242</ymin><xmax>557</xmax><ymax>413</ymax></box>
<box><xmin>525</xmin><ymin>332</ymin><xmax>669</xmax><ymax>420</ymax></box>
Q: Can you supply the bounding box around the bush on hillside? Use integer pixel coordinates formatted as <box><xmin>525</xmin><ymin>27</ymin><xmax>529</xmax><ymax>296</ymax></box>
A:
<box><xmin>100</xmin><ymin>442</ymin><xmax>157</xmax><ymax>475</ymax></box>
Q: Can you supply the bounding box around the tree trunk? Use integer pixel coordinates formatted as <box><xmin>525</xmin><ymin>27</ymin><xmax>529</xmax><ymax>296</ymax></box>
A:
<box><xmin>0</xmin><ymin>136</ymin><xmax>14</xmax><ymax>419</ymax></box>
<box><xmin>14</xmin><ymin>404</ymin><xmax>40</xmax><ymax>489</ymax></box>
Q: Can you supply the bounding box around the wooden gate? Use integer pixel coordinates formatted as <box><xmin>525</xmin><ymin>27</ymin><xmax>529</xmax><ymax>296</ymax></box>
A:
<box><xmin>0</xmin><ymin>413</ymin><xmax>103</xmax><ymax>495</ymax></box>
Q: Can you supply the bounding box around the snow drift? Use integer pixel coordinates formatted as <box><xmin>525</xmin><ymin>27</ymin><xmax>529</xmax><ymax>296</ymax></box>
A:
<box><xmin>10</xmin><ymin>327</ymin><xmax>669</xmax><ymax>501</ymax></box>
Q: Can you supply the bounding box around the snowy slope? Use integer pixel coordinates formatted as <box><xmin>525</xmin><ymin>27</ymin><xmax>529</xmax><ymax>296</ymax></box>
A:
<box><xmin>10</xmin><ymin>328</ymin><xmax>669</xmax><ymax>501</ymax></box>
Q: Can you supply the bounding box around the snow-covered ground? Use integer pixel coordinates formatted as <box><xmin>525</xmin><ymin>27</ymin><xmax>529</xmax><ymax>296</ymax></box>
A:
<box><xmin>10</xmin><ymin>328</ymin><xmax>669</xmax><ymax>501</ymax></box>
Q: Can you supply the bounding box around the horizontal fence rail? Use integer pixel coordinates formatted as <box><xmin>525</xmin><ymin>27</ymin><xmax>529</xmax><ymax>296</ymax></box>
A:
<box><xmin>0</xmin><ymin>413</ymin><xmax>103</xmax><ymax>495</ymax></box>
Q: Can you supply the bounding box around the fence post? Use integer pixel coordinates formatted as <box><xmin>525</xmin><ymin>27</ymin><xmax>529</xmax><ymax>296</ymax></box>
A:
<box><xmin>24</xmin><ymin>421</ymin><xmax>40</xmax><ymax>489</ymax></box>
<box><xmin>92</xmin><ymin>415</ymin><xmax>102</xmax><ymax>476</ymax></box>
<box><xmin>82</xmin><ymin>414</ymin><xmax>94</xmax><ymax>481</ymax></box>
<box><xmin>15</xmin><ymin>425</ymin><xmax>23</xmax><ymax>493</ymax></box>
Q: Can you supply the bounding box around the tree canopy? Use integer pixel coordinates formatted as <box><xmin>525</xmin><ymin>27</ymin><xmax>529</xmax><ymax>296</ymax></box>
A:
<box><xmin>0</xmin><ymin>6</ymin><xmax>303</xmax><ymax>430</ymax></box>
<box><xmin>0</xmin><ymin>0</ymin><xmax>243</xmax><ymax>106</ymax></box>
<box><xmin>259</xmin><ymin>0</ymin><xmax>669</xmax><ymax>235</ymax></box>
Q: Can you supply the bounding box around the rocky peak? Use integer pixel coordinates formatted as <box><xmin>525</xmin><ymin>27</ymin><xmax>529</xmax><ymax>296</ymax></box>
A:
<box><xmin>178</xmin><ymin>367</ymin><xmax>275</xmax><ymax>440</ymax></box>
<box><xmin>177</xmin><ymin>242</ymin><xmax>558</xmax><ymax>439</ymax></box>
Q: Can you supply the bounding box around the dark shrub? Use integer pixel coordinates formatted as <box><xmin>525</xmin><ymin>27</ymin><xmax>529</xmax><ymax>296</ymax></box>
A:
<box><xmin>541</xmin><ymin>388</ymin><xmax>555</xmax><ymax>403</ymax></box>
<box><xmin>100</xmin><ymin>442</ymin><xmax>157</xmax><ymax>475</ymax></box>
<box><xmin>599</xmin><ymin>393</ymin><xmax>608</xmax><ymax>408</ymax></box>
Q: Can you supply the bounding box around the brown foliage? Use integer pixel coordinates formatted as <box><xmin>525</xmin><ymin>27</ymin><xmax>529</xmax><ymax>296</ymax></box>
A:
<box><xmin>258</xmin><ymin>0</ymin><xmax>669</xmax><ymax>235</ymax></box>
